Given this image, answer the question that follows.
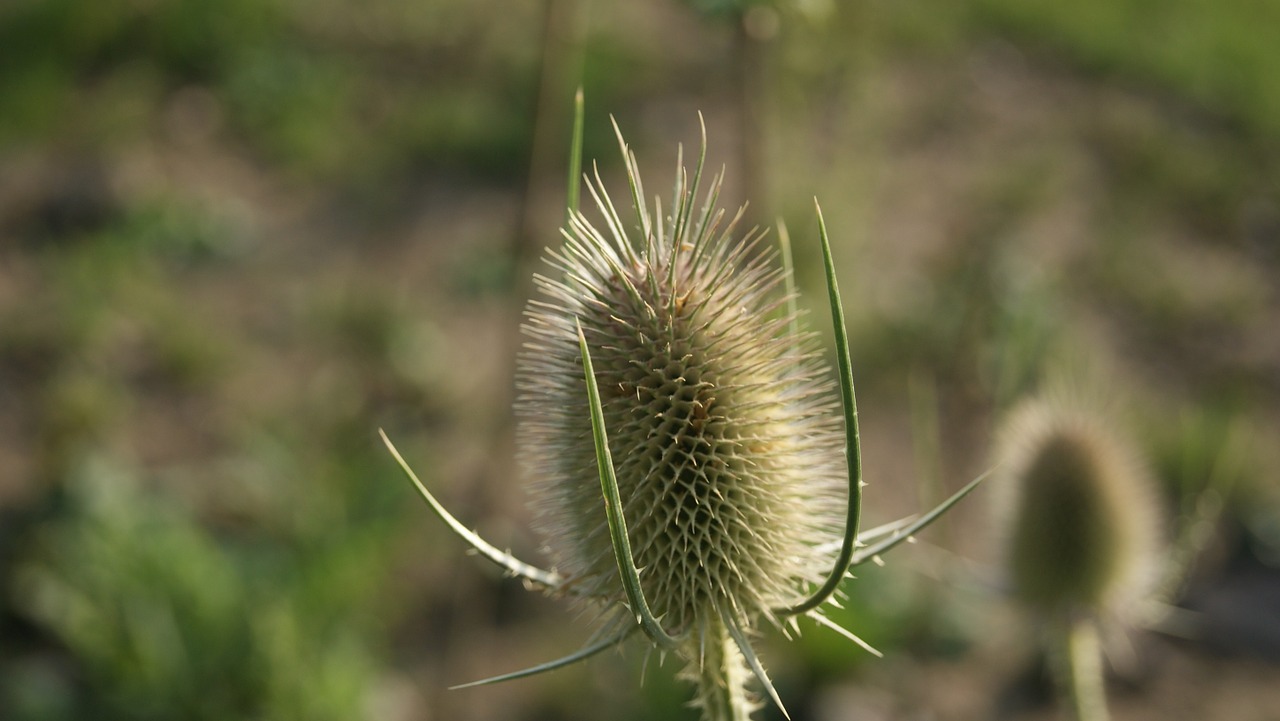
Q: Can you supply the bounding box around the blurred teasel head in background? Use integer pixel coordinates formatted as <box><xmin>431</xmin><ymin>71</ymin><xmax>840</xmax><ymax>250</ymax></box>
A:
<box><xmin>991</xmin><ymin>391</ymin><xmax>1161</xmax><ymax>621</ymax></box>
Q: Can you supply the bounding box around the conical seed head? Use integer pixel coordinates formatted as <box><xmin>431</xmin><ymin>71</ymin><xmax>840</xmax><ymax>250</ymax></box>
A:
<box><xmin>993</xmin><ymin>397</ymin><xmax>1160</xmax><ymax>616</ymax></box>
<box><xmin>516</xmin><ymin>141</ymin><xmax>845</xmax><ymax>641</ymax></box>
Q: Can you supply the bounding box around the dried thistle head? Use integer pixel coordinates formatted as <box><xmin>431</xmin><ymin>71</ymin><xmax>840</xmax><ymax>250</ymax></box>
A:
<box><xmin>516</xmin><ymin>143</ymin><xmax>844</xmax><ymax>643</ymax></box>
<box><xmin>382</xmin><ymin>116</ymin><xmax>984</xmax><ymax>721</ymax></box>
<box><xmin>992</xmin><ymin>393</ymin><xmax>1161</xmax><ymax>619</ymax></box>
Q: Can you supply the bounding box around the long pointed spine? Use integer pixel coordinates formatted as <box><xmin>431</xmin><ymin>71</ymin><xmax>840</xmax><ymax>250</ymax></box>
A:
<box><xmin>449</xmin><ymin>625</ymin><xmax>634</xmax><ymax>690</ymax></box>
<box><xmin>849</xmin><ymin>470</ymin><xmax>990</xmax><ymax>567</ymax></box>
<box><xmin>380</xmin><ymin>430</ymin><xmax>563</xmax><ymax>589</ymax></box>
<box><xmin>724</xmin><ymin>611</ymin><xmax>789</xmax><ymax>720</ymax></box>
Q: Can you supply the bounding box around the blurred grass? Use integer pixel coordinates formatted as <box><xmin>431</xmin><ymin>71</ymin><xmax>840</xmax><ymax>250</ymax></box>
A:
<box><xmin>972</xmin><ymin>0</ymin><xmax>1280</xmax><ymax>139</ymax></box>
<box><xmin>1</xmin><ymin>0</ymin><xmax>1278</xmax><ymax>719</ymax></box>
<box><xmin>8</xmin><ymin>459</ymin><xmax>383</xmax><ymax>721</ymax></box>
<box><xmin>0</xmin><ymin>0</ymin><xmax>543</xmax><ymax>182</ymax></box>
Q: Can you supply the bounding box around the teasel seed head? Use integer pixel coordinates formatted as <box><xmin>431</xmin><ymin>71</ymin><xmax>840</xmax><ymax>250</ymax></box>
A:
<box><xmin>516</xmin><ymin>132</ymin><xmax>845</xmax><ymax>655</ymax></box>
<box><xmin>992</xmin><ymin>393</ymin><xmax>1161</xmax><ymax>619</ymax></box>
<box><xmin>381</xmin><ymin>115</ymin><xmax>987</xmax><ymax>719</ymax></box>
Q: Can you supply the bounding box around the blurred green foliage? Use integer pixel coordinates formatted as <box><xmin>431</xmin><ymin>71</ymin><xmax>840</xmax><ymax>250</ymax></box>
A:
<box><xmin>972</xmin><ymin>0</ymin><xmax>1280</xmax><ymax>138</ymax></box>
<box><xmin>0</xmin><ymin>0</ymin><xmax>541</xmax><ymax>180</ymax></box>
<box><xmin>7</xmin><ymin>458</ymin><xmax>382</xmax><ymax>721</ymax></box>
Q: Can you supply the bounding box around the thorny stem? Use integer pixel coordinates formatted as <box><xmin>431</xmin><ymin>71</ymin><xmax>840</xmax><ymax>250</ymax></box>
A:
<box><xmin>690</xmin><ymin>617</ymin><xmax>755</xmax><ymax>721</ymax></box>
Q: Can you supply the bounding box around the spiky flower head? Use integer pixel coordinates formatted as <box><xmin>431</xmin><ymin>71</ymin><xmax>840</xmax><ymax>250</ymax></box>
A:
<box><xmin>516</xmin><ymin>128</ymin><xmax>845</xmax><ymax>708</ymax></box>
<box><xmin>380</xmin><ymin>116</ymin><xmax>986</xmax><ymax>720</ymax></box>
<box><xmin>992</xmin><ymin>393</ymin><xmax>1160</xmax><ymax>619</ymax></box>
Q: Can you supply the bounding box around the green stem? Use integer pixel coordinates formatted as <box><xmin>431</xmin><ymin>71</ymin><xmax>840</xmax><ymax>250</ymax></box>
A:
<box><xmin>566</xmin><ymin>86</ymin><xmax>584</xmax><ymax>218</ymax></box>
<box><xmin>688</xmin><ymin>618</ymin><xmax>756</xmax><ymax>721</ymax></box>
<box><xmin>1056</xmin><ymin>618</ymin><xmax>1110</xmax><ymax>721</ymax></box>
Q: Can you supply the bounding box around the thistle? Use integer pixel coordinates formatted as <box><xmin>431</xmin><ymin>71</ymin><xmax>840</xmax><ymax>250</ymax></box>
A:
<box><xmin>381</xmin><ymin>110</ymin><xmax>983</xmax><ymax>720</ymax></box>
<box><xmin>992</xmin><ymin>393</ymin><xmax>1161</xmax><ymax>721</ymax></box>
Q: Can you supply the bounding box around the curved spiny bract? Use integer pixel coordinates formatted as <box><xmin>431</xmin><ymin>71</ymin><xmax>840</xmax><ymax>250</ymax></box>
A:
<box><xmin>516</xmin><ymin>133</ymin><xmax>846</xmax><ymax>677</ymax></box>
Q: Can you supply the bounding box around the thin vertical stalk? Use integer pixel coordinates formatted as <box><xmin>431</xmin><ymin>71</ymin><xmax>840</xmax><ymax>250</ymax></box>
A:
<box><xmin>515</xmin><ymin>0</ymin><xmax>590</xmax><ymax>264</ymax></box>
<box><xmin>1056</xmin><ymin>618</ymin><xmax>1110</xmax><ymax>721</ymax></box>
<box><xmin>566</xmin><ymin>86</ymin><xmax>585</xmax><ymax>218</ymax></box>
<box><xmin>733</xmin><ymin>12</ymin><xmax>768</xmax><ymax>226</ymax></box>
